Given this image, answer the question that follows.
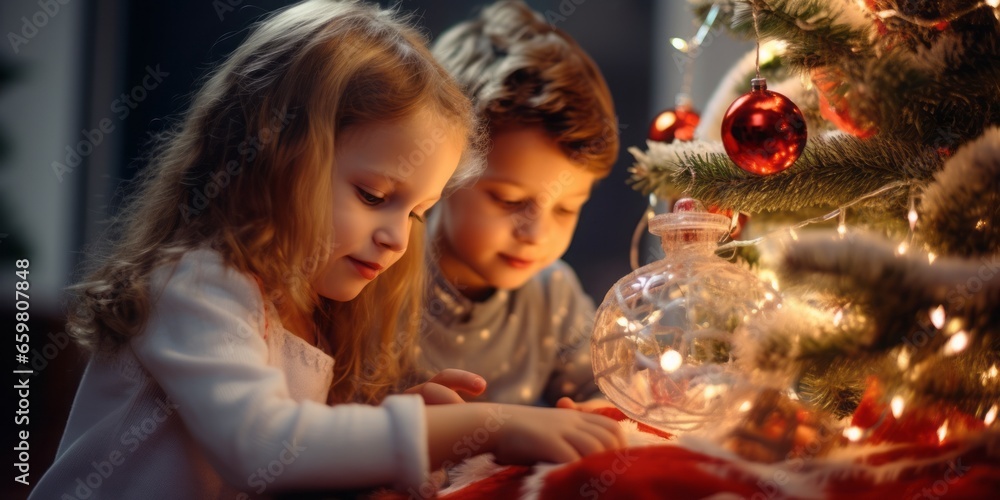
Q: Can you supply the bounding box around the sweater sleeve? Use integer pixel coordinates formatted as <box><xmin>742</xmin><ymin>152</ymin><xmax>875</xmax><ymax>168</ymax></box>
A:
<box><xmin>130</xmin><ymin>251</ymin><xmax>429</xmax><ymax>492</ymax></box>
<box><xmin>541</xmin><ymin>261</ymin><xmax>603</xmax><ymax>405</ymax></box>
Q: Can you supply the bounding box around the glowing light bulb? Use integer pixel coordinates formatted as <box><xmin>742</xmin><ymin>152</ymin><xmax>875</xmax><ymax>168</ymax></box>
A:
<box><xmin>837</xmin><ymin>223</ymin><xmax>847</xmax><ymax>238</ymax></box>
<box><xmin>833</xmin><ymin>309</ymin><xmax>844</xmax><ymax>326</ymax></box>
<box><xmin>789</xmin><ymin>228</ymin><xmax>799</xmax><ymax>241</ymax></box>
<box><xmin>983</xmin><ymin>365</ymin><xmax>999</xmax><ymax>386</ymax></box>
<box><xmin>843</xmin><ymin>426</ymin><xmax>863</xmax><ymax>442</ymax></box>
<box><xmin>897</xmin><ymin>349</ymin><xmax>911</xmax><ymax>370</ymax></box>
<box><xmin>908</xmin><ymin>207</ymin><xmax>918</xmax><ymax>230</ymax></box>
<box><xmin>616</xmin><ymin>317</ymin><xmax>628</xmax><ymax>327</ymax></box>
<box><xmin>670</xmin><ymin>38</ymin><xmax>689</xmax><ymax>52</ymax></box>
<box><xmin>891</xmin><ymin>395</ymin><xmax>905</xmax><ymax>418</ymax></box>
<box><xmin>986</xmin><ymin>405</ymin><xmax>998</xmax><ymax>426</ymax></box>
<box><xmin>937</xmin><ymin>422</ymin><xmax>948</xmax><ymax>443</ymax></box>
<box><xmin>660</xmin><ymin>349</ymin><xmax>682</xmax><ymax>372</ymax></box>
<box><xmin>930</xmin><ymin>305</ymin><xmax>946</xmax><ymax>329</ymax></box>
<box><xmin>647</xmin><ymin>310</ymin><xmax>663</xmax><ymax>324</ymax></box>
<box><xmin>704</xmin><ymin>385</ymin><xmax>724</xmax><ymax>399</ymax></box>
<box><xmin>739</xmin><ymin>400</ymin><xmax>752</xmax><ymax>412</ymax></box>
<box><xmin>928</xmin><ymin>252</ymin><xmax>937</xmax><ymax>264</ymax></box>
<box><xmin>897</xmin><ymin>242</ymin><xmax>908</xmax><ymax>255</ymax></box>
<box><xmin>943</xmin><ymin>331</ymin><xmax>969</xmax><ymax>356</ymax></box>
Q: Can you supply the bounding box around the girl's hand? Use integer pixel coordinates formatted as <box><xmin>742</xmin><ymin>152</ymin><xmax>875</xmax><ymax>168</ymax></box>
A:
<box><xmin>404</xmin><ymin>369</ymin><xmax>487</xmax><ymax>405</ymax></box>
<box><xmin>493</xmin><ymin>406</ymin><xmax>625</xmax><ymax>465</ymax></box>
<box><xmin>555</xmin><ymin>396</ymin><xmax>616</xmax><ymax>413</ymax></box>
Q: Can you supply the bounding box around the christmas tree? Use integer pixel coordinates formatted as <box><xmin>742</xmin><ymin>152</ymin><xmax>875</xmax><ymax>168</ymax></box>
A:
<box><xmin>618</xmin><ymin>0</ymin><xmax>999</xmax><ymax>455</ymax></box>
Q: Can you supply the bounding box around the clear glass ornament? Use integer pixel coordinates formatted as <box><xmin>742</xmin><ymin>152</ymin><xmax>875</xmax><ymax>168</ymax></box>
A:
<box><xmin>592</xmin><ymin>199</ymin><xmax>779</xmax><ymax>432</ymax></box>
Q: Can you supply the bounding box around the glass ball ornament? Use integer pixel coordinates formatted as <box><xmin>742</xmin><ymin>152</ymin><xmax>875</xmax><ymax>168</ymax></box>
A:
<box><xmin>721</xmin><ymin>78</ymin><xmax>807</xmax><ymax>175</ymax></box>
<box><xmin>591</xmin><ymin>199</ymin><xmax>780</xmax><ymax>432</ymax></box>
<box><xmin>648</xmin><ymin>104</ymin><xmax>701</xmax><ymax>143</ymax></box>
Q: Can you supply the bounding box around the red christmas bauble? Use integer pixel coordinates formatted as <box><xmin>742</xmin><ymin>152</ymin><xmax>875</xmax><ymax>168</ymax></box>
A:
<box><xmin>812</xmin><ymin>68</ymin><xmax>877</xmax><ymax>138</ymax></box>
<box><xmin>707</xmin><ymin>205</ymin><xmax>750</xmax><ymax>239</ymax></box>
<box><xmin>721</xmin><ymin>79</ymin><xmax>807</xmax><ymax>175</ymax></box>
<box><xmin>648</xmin><ymin>105</ymin><xmax>700</xmax><ymax>143</ymax></box>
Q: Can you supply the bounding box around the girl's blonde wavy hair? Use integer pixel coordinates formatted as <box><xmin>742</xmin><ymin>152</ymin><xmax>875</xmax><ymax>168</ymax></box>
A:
<box><xmin>67</xmin><ymin>0</ymin><xmax>484</xmax><ymax>404</ymax></box>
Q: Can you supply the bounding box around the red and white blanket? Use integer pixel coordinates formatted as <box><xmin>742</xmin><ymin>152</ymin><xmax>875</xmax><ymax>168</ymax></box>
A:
<box><xmin>378</xmin><ymin>407</ymin><xmax>1000</xmax><ymax>499</ymax></box>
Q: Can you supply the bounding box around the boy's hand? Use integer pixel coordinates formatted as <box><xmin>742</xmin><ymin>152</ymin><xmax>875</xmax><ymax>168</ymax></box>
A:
<box><xmin>555</xmin><ymin>396</ymin><xmax>616</xmax><ymax>413</ymax></box>
<box><xmin>494</xmin><ymin>406</ymin><xmax>626</xmax><ymax>464</ymax></box>
<box><xmin>404</xmin><ymin>369</ymin><xmax>487</xmax><ymax>405</ymax></box>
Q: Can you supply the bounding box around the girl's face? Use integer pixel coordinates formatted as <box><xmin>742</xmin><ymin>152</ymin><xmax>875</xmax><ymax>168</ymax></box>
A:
<box><xmin>312</xmin><ymin>110</ymin><xmax>463</xmax><ymax>301</ymax></box>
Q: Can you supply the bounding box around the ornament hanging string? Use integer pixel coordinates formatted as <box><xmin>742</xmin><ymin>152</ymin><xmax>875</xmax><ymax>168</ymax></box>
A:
<box><xmin>752</xmin><ymin>2</ymin><xmax>761</xmax><ymax>80</ymax></box>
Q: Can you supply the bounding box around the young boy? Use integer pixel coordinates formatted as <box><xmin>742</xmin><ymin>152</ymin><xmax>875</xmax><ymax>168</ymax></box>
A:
<box><xmin>416</xmin><ymin>0</ymin><xmax>619</xmax><ymax>408</ymax></box>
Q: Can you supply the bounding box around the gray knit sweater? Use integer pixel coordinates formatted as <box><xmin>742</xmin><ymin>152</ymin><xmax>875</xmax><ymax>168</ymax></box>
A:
<box><xmin>414</xmin><ymin>259</ymin><xmax>601</xmax><ymax>406</ymax></box>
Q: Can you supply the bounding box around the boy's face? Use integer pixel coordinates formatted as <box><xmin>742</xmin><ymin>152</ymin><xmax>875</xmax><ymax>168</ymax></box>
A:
<box><xmin>436</xmin><ymin>126</ymin><xmax>599</xmax><ymax>298</ymax></box>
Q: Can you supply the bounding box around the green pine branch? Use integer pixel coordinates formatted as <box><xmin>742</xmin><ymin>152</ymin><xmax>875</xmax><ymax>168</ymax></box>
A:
<box><xmin>630</xmin><ymin>133</ymin><xmax>941</xmax><ymax>215</ymax></box>
<box><xmin>693</xmin><ymin>1</ymin><xmax>1000</xmax><ymax>147</ymax></box>
<box><xmin>736</xmin><ymin>0</ymin><xmax>874</xmax><ymax>69</ymax></box>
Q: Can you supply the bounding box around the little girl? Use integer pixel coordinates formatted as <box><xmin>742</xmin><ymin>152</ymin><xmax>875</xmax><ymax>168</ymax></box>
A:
<box><xmin>29</xmin><ymin>1</ymin><xmax>624</xmax><ymax>498</ymax></box>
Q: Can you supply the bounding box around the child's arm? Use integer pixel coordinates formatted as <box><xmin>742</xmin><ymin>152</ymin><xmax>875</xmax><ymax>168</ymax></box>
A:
<box><xmin>424</xmin><ymin>403</ymin><xmax>624</xmax><ymax>468</ymax></box>
<box><xmin>132</xmin><ymin>253</ymin><xmax>430</xmax><ymax>492</ymax></box>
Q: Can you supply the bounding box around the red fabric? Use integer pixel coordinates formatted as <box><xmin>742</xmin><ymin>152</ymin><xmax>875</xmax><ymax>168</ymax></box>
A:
<box><xmin>591</xmin><ymin>407</ymin><xmax>675</xmax><ymax>441</ymax></box>
<box><xmin>852</xmin><ymin>378</ymin><xmax>986</xmax><ymax>446</ymax></box>
<box><xmin>441</xmin><ymin>466</ymin><xmax>532</xmax><ymax>500</ymax></box>
<box><xmin>540</xmin><ymin>445</ymin><xmax>762</xmax><ymax>499</ymax></box>
<box><xmin>373</xmin><ymin>405</ymin><xmax>1000</xmax><ymax>499</ymax></box>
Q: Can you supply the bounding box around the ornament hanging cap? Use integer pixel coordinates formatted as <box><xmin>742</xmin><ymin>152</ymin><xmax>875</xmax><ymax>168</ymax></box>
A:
<box><xmin>751</xmin><ymin>78</ymin><xmax>767</xmax><ymax>91</ymax></box>
<box><xmin>649</xmin><ymin>198</ymin><xmax>730</xmax><ymax>238</ymax></box>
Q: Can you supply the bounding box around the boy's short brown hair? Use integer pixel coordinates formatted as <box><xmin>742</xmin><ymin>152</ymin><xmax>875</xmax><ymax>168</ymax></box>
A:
<box><xmin>432</xmin><ymin>0</ymin><xmax>619</xmax><ymax>178</ymax></box>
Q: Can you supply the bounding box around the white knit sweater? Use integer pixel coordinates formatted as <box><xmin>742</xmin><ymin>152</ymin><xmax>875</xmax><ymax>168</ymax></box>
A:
<box><xmin>30</xmin><ymin>249</ymin><xmax>429</xmax><ymax>499</ymax></box>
